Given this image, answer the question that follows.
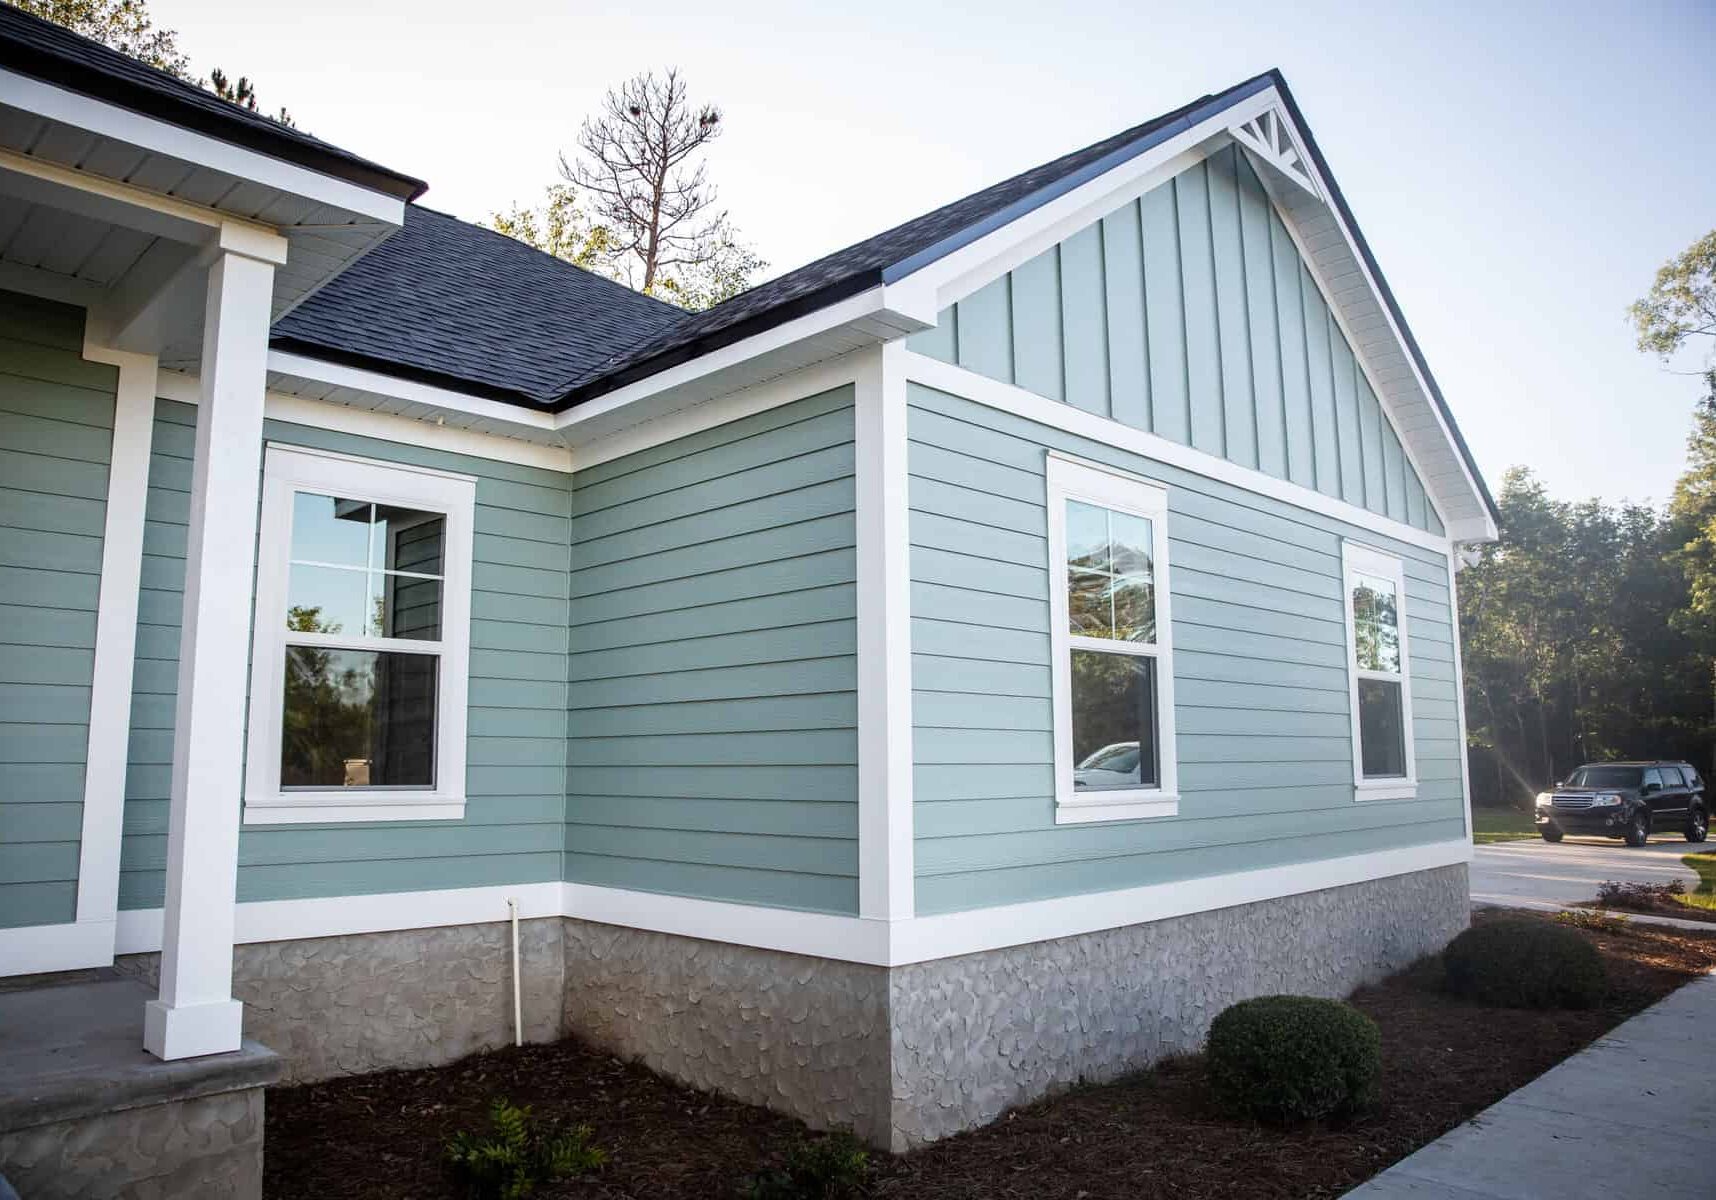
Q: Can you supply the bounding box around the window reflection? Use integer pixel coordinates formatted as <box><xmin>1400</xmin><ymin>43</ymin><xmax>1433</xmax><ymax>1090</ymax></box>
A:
<box><xmin>284</xmin><ymin>493</ymin><xmax>444</xmax><ymax>639</ymax></box>
<box><xmin>1070</xmin><ymin>651</ymin><xmax>1158</xmax><ymax>790</ymax></box>
<box><xmin>280</xmin><ymin>647</ymin><xmax>437</xmax><ymax>788</ymax></box>
<box><xmin>1065</xmin><ymin>500</ymin><xmax>1154</xmax><ymax>643</ymax></box>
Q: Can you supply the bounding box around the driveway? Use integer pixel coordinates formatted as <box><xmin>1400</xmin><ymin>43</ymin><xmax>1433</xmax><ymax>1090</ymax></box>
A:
<box><xmin>1471</xmin><ymin>835</ymin><xmax>1700</xmax><ymax>912</ymax></box>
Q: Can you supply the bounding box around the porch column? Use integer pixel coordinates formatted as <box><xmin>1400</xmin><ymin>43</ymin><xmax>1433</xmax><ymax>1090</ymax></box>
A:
<box><xmin>144</xmin><ymin>227</ymin><xmax>286</xmax><ymax>1061</ymax></box>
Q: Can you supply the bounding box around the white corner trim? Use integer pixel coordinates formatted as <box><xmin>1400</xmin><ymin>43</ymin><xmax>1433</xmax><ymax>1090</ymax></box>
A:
<box><xmin>1045</xmin><ymin>453</ymin><xmax>1180</xmax><ymax>822</ymax></box>
<box><xmin>71</xmin><ymin>343</ymin><xmax>158</xmax><ymax>942</ymax></box>
<box><xmin>90</xmin><ymin>838</ymin><xmax>1472</xmax><ymax>973</ymax></box>
<box><xmin>0</xmin><ymin>919</ymin><xmax>117</xmax><ymax>975</ymax></box>
<box><xmin>0</xmin><ymin>68</ymin><xmax>405</xmax><ymax>226</ymax></box>
<box><xmin>241</xmin><ymin>444</ymin><xmax>475</xmax><ymax>825</ymax></box>
<box><xmin>893</xmin><ymin>838</ymin><xmax>1472</xmax><ymax>963</ymax></box>
<box><xmin>854</xmin><ymin>341</ymin><xmax>915</xmax><ymax>920</ymax></box>
<box><xmin>1341</xmin><ymin>541</ymin><xmax>1419</xmax><ymax>799</ymax></box>
<box><xmin>1447</xmin><ymin>550</ymin><xmax>1476</xmax><ymax>843</ymax></box>
<box><xmin>907</xmin><ymin>352</ymin><xmax>1452</xmax><ymax>554</ymax></box>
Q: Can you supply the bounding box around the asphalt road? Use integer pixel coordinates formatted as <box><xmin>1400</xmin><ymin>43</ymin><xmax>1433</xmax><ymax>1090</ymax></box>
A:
<box><xmin>1470</xmin><ymin>834</ymin><xmax>1701</xmax><ymax>912</ymax></box>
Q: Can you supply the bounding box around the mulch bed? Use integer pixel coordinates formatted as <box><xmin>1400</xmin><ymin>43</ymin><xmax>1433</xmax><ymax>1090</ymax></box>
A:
<box><xmin>265</xmin><ymin>911</ymin><xmax>1716</xmax><ymax>1200</ymax></box>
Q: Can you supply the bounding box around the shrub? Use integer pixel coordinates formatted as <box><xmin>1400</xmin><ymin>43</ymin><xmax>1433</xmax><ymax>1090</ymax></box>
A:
<box><xmin>742</xmin><ymin>1132</ymin><xmax>871</xmax><ymax>1199</ymax></box>
<box><xmin>1554</xmin><ymin>908</ymin><xmax>1635</xmax><ymax>935</ymax></box>
<box><xmin>1204</xmin><ymin>995</ymin><xmax>1381</xmax><ymax>1124</ymax></box>
<box><xmin>445</xmin><ymin>1098</ymin><xmax>605</xmax><ymax>1200</ymax></box>
<box><xmin>1596</xmin><ymin>878</ymin><xmax>1685</xmax><ymax>906</ymax></box>
<box><xmin>1442</xmin><ymin>919</ymin><xmax>1606</xmax><ymax>1009</ymax></box>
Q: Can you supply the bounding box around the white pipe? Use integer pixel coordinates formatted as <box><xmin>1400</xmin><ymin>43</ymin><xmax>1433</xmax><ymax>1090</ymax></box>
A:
<box><xmin>507</xmin><ymin>897</ymin><xmax>522</xmax><ymax>1048</ymax></box>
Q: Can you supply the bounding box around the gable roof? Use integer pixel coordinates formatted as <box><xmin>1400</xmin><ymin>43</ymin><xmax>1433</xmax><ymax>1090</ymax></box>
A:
<box><xmin>273</xmin><ymin>206</ymin><xmax>687</xmax><ymax>405</ymax></box>
<box><xmin>0</xmin><ymin>4</ymin><xmax>425</xmax><ymax>201</ymax></box>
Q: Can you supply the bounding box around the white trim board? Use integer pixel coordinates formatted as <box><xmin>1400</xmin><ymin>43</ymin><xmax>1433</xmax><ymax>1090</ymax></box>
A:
<box><xmin>97</xmin><ymin>839</ymin><xmax>1471</xmax><ymax>970</ymax></box>
<box><xmin>905</xmin><ymin>351</ymin><xmax>1453</xmax><ymax>555</ymax></box>
<box><xmin>155</xmin><ymin>367</ymin><xmax>574</xmax><ymax>473</ymax></box>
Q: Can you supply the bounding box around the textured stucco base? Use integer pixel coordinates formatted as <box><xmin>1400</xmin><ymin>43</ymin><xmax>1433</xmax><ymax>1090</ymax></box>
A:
<box><xmin>0</xmin><ymin>1084</ymin><xmax>264</xmax><ymax>1200</ymax></box>
<box><xmin>107</xmin><ymin>864</ymin><xmax>1465</xmax><ymax>1151</ymax></box>
<box><xmin>557</xmin><ymin>863</ymin><xmax>1468</xmax><ymax>1150</ymax></box>
<box><xmin>116</xmin><ymin>917</ymin><xmax>565</xmax><ymax>1084</ymax></box>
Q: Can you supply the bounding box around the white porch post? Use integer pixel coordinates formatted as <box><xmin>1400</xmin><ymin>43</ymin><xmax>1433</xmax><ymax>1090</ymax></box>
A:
<box><xmin>144</xmin><ymin>228</ymin><xmax>285</xmax><ymax>1061</ymax></box>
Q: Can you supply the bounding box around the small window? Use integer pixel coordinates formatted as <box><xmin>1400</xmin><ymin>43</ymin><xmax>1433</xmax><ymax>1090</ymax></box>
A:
<box><xmin>1342</xmin><ymin>543</ymin><xmax>1416</xmax><ymax>801</ymax></box>
<box><xmin>1643</xmin><ymin>767</ymin><xmax>1665</xmax><ymax>792</ymax></box>
<box><xmin>1048</xmin><ymin>454</ymin><xmax>1178</xmax><ymax>823</ymax></box>
<box><xmin>244</xmin><ymin>446</ymin><xmax>475</xmax><ymax>824</ymax></box>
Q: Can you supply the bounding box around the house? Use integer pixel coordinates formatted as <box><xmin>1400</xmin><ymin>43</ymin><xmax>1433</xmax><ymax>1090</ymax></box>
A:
<box><xmin>0</xmin><ymin>5</ymin><xmax>1496</xmax><ymax>1189</ymax></box>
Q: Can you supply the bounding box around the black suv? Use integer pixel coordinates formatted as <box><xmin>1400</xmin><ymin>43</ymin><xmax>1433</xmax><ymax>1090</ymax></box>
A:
<box><xmin>1534</xmin><ymin>761</ymin><xmax>1709</xmax><ymax>847</ymax></box>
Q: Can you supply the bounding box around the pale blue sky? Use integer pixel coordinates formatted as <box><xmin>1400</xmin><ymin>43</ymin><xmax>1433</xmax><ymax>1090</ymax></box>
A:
<box><xmin>161</xmin><ymin>0</ymin><xmax>1716</xmax><ymax>508</ymax></box>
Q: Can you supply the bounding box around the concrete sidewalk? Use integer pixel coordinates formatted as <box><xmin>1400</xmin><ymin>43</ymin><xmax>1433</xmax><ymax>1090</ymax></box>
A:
<box><xmin>1346</xmin><ymin>972</ymin><xmax>1716</xmax><ymax>1199</ymax></box>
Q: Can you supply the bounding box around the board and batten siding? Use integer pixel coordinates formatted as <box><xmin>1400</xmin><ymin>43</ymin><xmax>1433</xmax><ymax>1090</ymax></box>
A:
<box><xmin>565</xmin><ymin>387</ymin><xmax>860</xmax><ymax>915</ymax></box>
<box><xmin>908</xmin><ymin>381</ymin><xmax>1463</xmax><ymax>915</ymax></box>
<box><xmin>0</xmin><ymin>292</ymin><xmax>116</xmax><ymax>929</ymax></box>
<box><xmin>908</xmin><ymin>144</ymin><xmax>1443</xmax><ymax>536</ymax></box>
<box><xmin>120</xmin><ymin>399</ymin><xmax>572</xmax><ymax>909</ymax></box>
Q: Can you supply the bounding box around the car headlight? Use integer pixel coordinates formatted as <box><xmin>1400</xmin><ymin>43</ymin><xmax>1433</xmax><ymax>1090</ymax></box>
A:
<box><xmin>1535</xmin><ymin>792</ymin><xmax>1553</xmax><ymax>807</ymax></box>
<box><xmin>1592</xmin><ymin>793</ymin><xmax>1624</xmax><ymax>807</ymax></box>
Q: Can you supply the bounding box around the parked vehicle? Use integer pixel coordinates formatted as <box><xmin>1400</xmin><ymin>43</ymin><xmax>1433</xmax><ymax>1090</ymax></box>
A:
<box><xmin>1534</xmin><ymin>762</ymin><xmax>1708</xmax><ymax>847</ymax></box>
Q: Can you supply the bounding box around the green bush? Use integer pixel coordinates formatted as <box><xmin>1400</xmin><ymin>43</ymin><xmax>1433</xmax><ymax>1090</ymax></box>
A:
<box><xmin>1442</xmin><ymin>919</ymin><xmax>1606</xmax><ymax>1009</ymax></box>
<box><xmin>445</xmin><ymin>1098</ymin><xmax>605</xmax><ymax>1200</ymax></box>
<box><xmin>1205</xmin><ymin>995</ymin><xmax>1381</xmax><ymax>1123</ymax></box>
<box><xmin>742</xmin><ymin>1132</ymin><xmax>871</xmax><ymax>1199</ymax></box>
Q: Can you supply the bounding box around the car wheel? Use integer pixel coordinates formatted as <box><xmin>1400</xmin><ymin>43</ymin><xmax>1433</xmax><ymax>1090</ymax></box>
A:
<box><xmin>1624</xmin><ymin>810</ymin><xmax>1650</xmax><ymax>847</ymax></box>
<box><xmin>1539</xmin><ymin>824</ymin><xmax>1563</xmax><ymax>843</ymax></box>
<box><xmin>1685</xmin><ymin>804</ymin><xmax>1709</xmax><ymax>844</ymax></box>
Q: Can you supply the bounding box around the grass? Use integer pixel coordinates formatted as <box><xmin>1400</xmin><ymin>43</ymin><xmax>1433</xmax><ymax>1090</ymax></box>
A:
<box><xmin>1673</xmin><ymin>851</ymin><xmax>1716</xmax><ymax>915</ymax></box>
<box><xmin>1472</xmin><ymin>805</ymin><xmax>1538</xmax><ymax>844</ymax></box>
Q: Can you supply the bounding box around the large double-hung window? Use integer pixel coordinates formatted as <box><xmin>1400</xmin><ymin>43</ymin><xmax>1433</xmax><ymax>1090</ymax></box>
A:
<box><xmin>243</xmin><ymin>445</ymin><xmax>475</xmax><ymax>824</ymax></box>
<box><xmin>1341</xmin><ymin>542</ymin><xmax>1416</xmax><ymax>801</ymax></box>
<box><xmin>1047</xmin><ymin>454</ymin><xmax>1179</xmax><ymax>824</ymax></box>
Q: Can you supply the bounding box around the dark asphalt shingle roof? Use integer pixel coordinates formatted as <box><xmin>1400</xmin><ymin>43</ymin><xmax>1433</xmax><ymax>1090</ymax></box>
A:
<box><xmin>0</xmin><ymin>5</ymin><xmax>424</xmax><ymax>200</ymax></box>
<box><xmin>273</xmin><ymin>206</ymin><xmax>688</xmax><ymax>406</ymax></box>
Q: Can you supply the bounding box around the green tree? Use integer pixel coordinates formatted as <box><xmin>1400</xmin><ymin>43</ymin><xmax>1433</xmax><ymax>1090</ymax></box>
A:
<box><xmin>10</xmin><ymin>0</ymin><xmax>295</xmax><ymax>126</ymax></box>
<box><xmin>490</xmin><ymin>69</ymin><xmax>765</xmax><ymax>311</ymax></box>
<box><xmin>1630</xmin><ymin>230</ymin><xmax>1716</xmax><ymax>363</ymax></box>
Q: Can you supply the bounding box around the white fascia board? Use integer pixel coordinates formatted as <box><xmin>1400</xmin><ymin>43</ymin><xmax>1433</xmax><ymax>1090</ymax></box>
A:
<box><xmin>1255</xmin><ymin>96</ymin><xmax>1497</xmax><ymax>542</ymax></box>
<box><xmin>0</xmin><ymin>68</ymin><xmax>405</xmax><ymax>226</ymax></box>
<box><xmin>157</xmin><ymin>355</ymin><xmax>574</xmax><ymax>472</ymax></box>
<box><xmin>894</xmin><ymin>88</ymin><xmax>1279</xmax><ymax>318</ymax></box>
<box><xmin>98</xmin><ymin>839</ymin><xmax>1470</xmax><ymax>971</ymax></box>
<box><xmin>551</xmin><ymin>283</ymin><xmax>934</xmax><ymax>437</ymax></box>
<box><xmin>907</xmin><ymin>351</ymin><xmax>1453</xmax><ymax>555</ymax></box>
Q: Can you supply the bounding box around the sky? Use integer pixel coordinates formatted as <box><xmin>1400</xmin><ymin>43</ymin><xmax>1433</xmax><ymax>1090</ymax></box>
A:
<box><xmin>155</xmin><ymin>0</ymin><xmax>1716</xmax><ymax>510</ymax></box>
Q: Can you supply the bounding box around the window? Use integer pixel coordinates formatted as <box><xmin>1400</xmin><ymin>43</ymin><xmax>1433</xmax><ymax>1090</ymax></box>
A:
<box><xmin>1047</xmin><ymin>454</ymin><xmax>1178</xmax><ymax>823</ymax></box>
<box><xmin>1341</xmin><ymin>542</ymin><xmax>1416</xmax><ymax>801</ymax></box>
<box><xmin>244</xmin><ymin>445</ymin><xmax>475</xmax><ymax>824</ymax></box>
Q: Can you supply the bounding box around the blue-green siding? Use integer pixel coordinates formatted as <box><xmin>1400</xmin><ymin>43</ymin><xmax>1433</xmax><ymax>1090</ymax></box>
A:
<box><xmin>565</xmin><ymin>388</ymin><xmax>860</xmax><ymax>914</ymax></box>
<box><xmin>120</xmin><ymin>400</ymin><xmax>572</xmax><ymax>908</ymax></box>
<box><xmin>0</xmin><ymin>292</ymin><xmax>115</xmax><ymax>929</ymax></box>
<box><xmin>908</xmin><ymin>146</ymin><xmax>1443</xmax><ymax>536</ymax></box>
<box><xmin>908</xmin><ymin>381</ymin><xmax>1463</xmax><ymax>915</ymax></box>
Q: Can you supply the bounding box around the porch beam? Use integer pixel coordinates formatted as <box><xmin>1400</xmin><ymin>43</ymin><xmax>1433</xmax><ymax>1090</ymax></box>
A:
<box><xmin>142</xmin><ymin>242</ymin><xmax>277</xmax><ymax>1061</ymax></box>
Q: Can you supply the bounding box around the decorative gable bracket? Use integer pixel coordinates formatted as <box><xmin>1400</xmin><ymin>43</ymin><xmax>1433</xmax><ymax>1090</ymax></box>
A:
<box><xmin>1229</xmin><ymin>107</ymin><xmax>1322</xmax><ymax>202</ymax></box>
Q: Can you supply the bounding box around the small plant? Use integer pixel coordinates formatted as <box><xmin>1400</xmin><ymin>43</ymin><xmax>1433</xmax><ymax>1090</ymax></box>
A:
<box><xmin>741</xmin><ymin>1132</ymin><xmax>871</xmax><ymax>1199</ymax></box>
<box><xmin>1204</xmin><ymin>995</ymin><xmax>1381</xmax><ymax>1124</ymax></box>
<box><xmin>445</xmin><ymin>1098</ymin><xmax>605</xmax><ymax>1200</ymax></box>
<box><xmin>1596</xmin><ymin>878</ymin><xmax>1685</xmax><ymax>906</ymax></box>
<box><xmin>1554</xmin><ymin>908</ymin><xmax>1634</xmax><ymax>934</ymax></box>
<box><xmin>1442</xmin><ymin>919</ymin><xmax>1606</xmax><ymax>1009</ymax></box>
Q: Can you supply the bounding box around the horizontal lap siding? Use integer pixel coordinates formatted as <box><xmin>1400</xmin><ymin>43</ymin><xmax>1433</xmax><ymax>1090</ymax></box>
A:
<box><xmin>120</xmin><ymin>401</ymin><xmax>571</xmax><ymax>909</ymax></box>
<box><xmin>906</xmin><ymin>144</ymin><xmax>1443</xmax><ymax>536</ymax></box>
<box><xmin>908</xmin><ymin>382</ymin><xmax>1462</xmax><ymax>915</ymax></box>
<box><xmin>566</xmin><ymin>388</ymin><xmax>860</xmax><ymax>915</ymax></box>
<box><xmin>0</xmin><ymin>292</ymin><xmax>114</xmax><ymax>929</ymax></box>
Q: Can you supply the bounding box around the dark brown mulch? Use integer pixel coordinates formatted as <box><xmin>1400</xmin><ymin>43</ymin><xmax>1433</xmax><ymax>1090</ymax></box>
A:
<box><xmin>264</xmin><ymin>911</ymin><xmax>1716</xmax><ymax>1200</ymax></box>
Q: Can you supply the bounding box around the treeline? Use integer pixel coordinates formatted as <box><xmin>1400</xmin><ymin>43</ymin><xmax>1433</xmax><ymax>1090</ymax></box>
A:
<box><xmin>1460</xmin><ymin>397</ymin><xmax>1716</xmax><ymax>806</ymax></box>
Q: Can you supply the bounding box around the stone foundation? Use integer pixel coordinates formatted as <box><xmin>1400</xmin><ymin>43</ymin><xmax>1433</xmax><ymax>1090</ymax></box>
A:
<box><xmin>108</xmin><ymin>863</ymin><xmax>1466</xmax><ymax>1151</ymax></box>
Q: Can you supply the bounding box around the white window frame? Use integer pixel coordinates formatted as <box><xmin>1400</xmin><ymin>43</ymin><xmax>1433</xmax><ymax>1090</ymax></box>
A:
<box><xmin>1047</xmin><ymin>452</ymin><xmax>1179</xmax><ymax>824</ymax></box>
<box><xmin>242</xmin><ymin>444</ymin><xmax>475</xmax><ymax>825</ymax></box>
<box><xmin>1341</xmin><ymin>541</ymin><xmax>1417</xmax><ymax>802</ymax></box>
